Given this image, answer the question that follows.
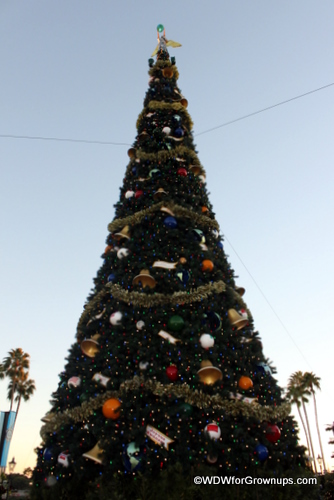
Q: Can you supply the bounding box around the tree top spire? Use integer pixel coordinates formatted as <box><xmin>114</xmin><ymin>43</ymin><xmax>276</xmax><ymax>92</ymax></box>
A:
<box><xmin>151</xmin><ymin>25</ymin><xmax>182</xmax><ymax>58</ymax></box>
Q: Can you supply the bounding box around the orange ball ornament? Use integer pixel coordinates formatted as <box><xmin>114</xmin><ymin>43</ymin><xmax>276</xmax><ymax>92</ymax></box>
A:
<box><xmin>238</xmin><ymin>376</ymin><xmax>253</xmax><ymax>390</ymax></box>
<box><xmin>104</xmin><ymin>245</ymin><xmax>113</xmax><ymax>254</ymax></box>
<box><xmin>201</xmin><ymin>259</ymin><xmax>214</xmax><ymax>272</ymax></box>
<box><xmin>102</xmin><ymin>398</ymin><xmax>121</xmax><ymax>419</ymax></box>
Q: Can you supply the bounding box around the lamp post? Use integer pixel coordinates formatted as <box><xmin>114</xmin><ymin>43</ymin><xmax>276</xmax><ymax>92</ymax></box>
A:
<box><xmin>2</xmin><ymin>457</ymin><xmax>16</xmax><ymax>499</ymax></box>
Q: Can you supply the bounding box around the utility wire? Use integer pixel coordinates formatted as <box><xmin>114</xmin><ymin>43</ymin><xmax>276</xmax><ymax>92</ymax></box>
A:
<box><xmin>0</xmin><ymin>82</ymin><xmax>333</xmax><ymax>145</ymax></box>
<box><xmin>195</xmin><ymin>82</ymin><xmax>334</xmax><ymax>136</ymax></box>
<box><xmin>223</xmin><ymin>234</ymin><xmax>313</xmax><ymax>370</ymax></box>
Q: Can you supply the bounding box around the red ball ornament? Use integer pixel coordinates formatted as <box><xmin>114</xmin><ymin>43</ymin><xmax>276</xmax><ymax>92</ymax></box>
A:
<box><xmin>238</xmin><ymin>376</ymin><xmax>253</xmax><ymax>390</ymax></box>
<box><xmin>102</xmin><ymin>398</ymin><xmax>121</xmax><ymax>419</ymax></box>
<box><xmin>265</xmin><ymin>423</ymin><xmax>281</xmax><ymax>443</ymax></box>
<box><xmin>135</xmin><ymin>190</ymin><xmax>144</xmax><ymax>199</ymax></box>
<box><xmin>166</xmin><ymin>365</ymin><xmax>178</xmax><ymax>381</ymax></box>
<box><xmin>177</xmin><ymin>167</ymin><xmax>187</xmax><ymax>177</ymax></box>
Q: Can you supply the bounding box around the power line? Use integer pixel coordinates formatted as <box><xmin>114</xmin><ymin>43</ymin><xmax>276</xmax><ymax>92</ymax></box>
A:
<box><xmin>195</xmin><ymin>82</ymin><xmax>334</xmax><ymax>137</ymax></box>
<box><xmin>0</xmin><ymin>82</ymin><xmax>333</xmax><ymax>146</ymax></box>
<box><xmin>0</xmin><ymin>134</ymin><xmax>131</xmax><ymax>146</ymax></box>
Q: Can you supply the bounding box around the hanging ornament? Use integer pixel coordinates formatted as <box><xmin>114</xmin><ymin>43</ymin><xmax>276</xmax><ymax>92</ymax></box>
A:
<box><xmin>176</xmin><ymin>270</ymin><xmax>190</xmax><ymax>284</ymax></box>
<box><xmin>82</xmin><ymin>443</ymin><xmax>103</xmax><ymax>464</ymax></box>
<box><xmin>229</xmin><ymin>392</ymin><xmax>258</xmax><ymax>405</ymax></box>
<box><xmin>117</xmin><ymin>248</ymin><xmax>130</xmax><ymax>259</ymax></box>
<box><xmin>102</xmin><ymin>398</ymin><xmax>121</xmax><ymax>419</ymax></box>
<box><xmin>254</xmin><ymin>444</ymin><xmax>269</xmax><ymax>461</ymax></box>
<box><xmin>127</xmin><ymin>148</ymin><xmax>136</xmax><ymax>158</ymax></box>
<box><xmin>179</xmin><ymin>257</ymin><xmax>187</xmax><ymax>264</ymax></box>
<box><xmin>114</xmin><ymin>225</ymin><xmax>131</xmax><ymax>241</ymax></box>
<box><xmin>80</xmin><ymin>393</ymin><xmax>88</xmax><ymax>403</ymax></box>
<box><xmin>189</xmin><ymin>165</ymin><xmax>203</xmax><ymax>176</ymax></box>
<box><xmin>132</xmin><ymin>166</ymin><xmax>137</xmax><ymax>176</ymax></box>
<box><xmin>199</xmin><ymin>333</ymin><xmax>215</xmax><ymax>349</ymax></box>
<box><xmin>256</xmin><ymin>362</ymin><xmax>272</xmax><ymax>375</ymax></box>
<box><xmin>200</xmin><ymin>243</ymin><xmax>208</xmax><ymax>251</ymax></box>
<box><xmin>173</xmin><ymin>114</ymin><xmax>182</xmax><ymax>123</ymax></box>
<box><xmin>235</xmin><ymin>286</ymin><xmax>245</xmax><ymax>296</ymax></box>
<box><xmin>92</xmin><ymin>373</ymin><xmax>110</xmax><ymax>387</ymax></box>
<box><xmin>206</xmin><ymin>454</ymin><xmax>218</xmax><ymax>465</ymax></box>
<box><xmin>201</xmin><ymin>260</ymin><xmax>214</xmax><ymax>272</ymax></box>
<box><xmin>162</xmin><ymin>66</ymin><xmax>174</xmax><ymax>78</ymax></box>
<box><xmin>240</xmin><ymin>309</ymin><xmax>248</xmax><ymax>319</ymax></box>
<box><xmin>192</xmin><ymin>229</ymin><xmax>205</xmax><ymax>243</ymax></box>
<box><xmin>81</xmin><ymin>334</ymin><xmax>100</xmax><ymax>358</ymax></box>
<box><xmin>197</xmin><ymin>360</ymin><xmax>222</xmax><ymax>385</ymax></box>
<box><xmin>264</xmin><ymin>423</ymin><xmax>281</xmax><ymax>443</ymax></box>
<box><xmin>153</xmin><ymin>261</ymin><xmax>177</xmax><ymax>270</ymax></box>
<box><xmin>133</xmin><ymin>269</ymin><xmax>157</xmax><ymax>288</ymax></box>
<box><xmin>57</xmin><ymin>452</ymin><xmax>70</xmax><ymax>467</ymax></box>
<box><xmin>162</xmin><ymin>126</ymin><xmax>171</xmax><ymax>135</ymax></box>
<box><xmin>109</xmin><ymin>311</ymin><xmax>123</xmax><ymax>325</ymax></box>
<box><xmin>68</xmin><ymin>376</ymin><xmax>81</xmax><ymax>388</ymax></box>
<box><xmin>238</xmin><ymin>376</ymin><xmax>253</xmax><ymax>390</ymax></box>
<box><xmin>218</xmin><ymin>241</ymin><xmax>223</xmax><ymax>250</ymax></box>
<box><xmin>123</xmin><ymin>442</ymin><xmax>144</xmax><ymax>472</ymax></box>
<box><xmin>174</xmin><ymin>127</ymin><xmax>184</xmax><ymax>138</ymax></box>
<box><xmin>205</xmin><ymin>311</ymin><xmax>222</xmax><ymax>332</ymax></box>
<box><xmin>136</xmin><ymin>320</ymin><xmax>145</xmax><ymax>330</ymax></box>
<box><xmin>180</xmin><ymin>98</ymin><xmax>188</xmax><ymax>108</ymax></box>
<box><xmin>201</xmin><ymin>206</ymin><xmax>209</xmax><ymax>214</ymax></box>
<box><xmin>104</xmin><ymin>245</ymin><xmax>113</xmax><ymax>254</ymax></box>
<box><xmin>139</xmin><ymin>361</ymin><xmax>149</xmax><ymax>370</ymax></box>
<box><xmin>43</xmin><ymin>448</ymin><xmax>53</xmax><ymax>461</ymax></box>
<box><xmin>177</xmin><ymin>167</ymin><xmax>187</xmax><ymax>176</ymax></box>
<box><xmin>211</xmin><ymin>229</ymin><xmax>219</xmax><ymax>238</ymax></box>
<box><xmin>46</xmin><ymin>476</ymin><xmax>57</xmax><ymax>487</ymax></box>
<box><xmin>178</xmin><ymin>402</ymin><xmax>193</xmax><ymax>417</ymax></box>
<box><xmin>153</xmin><ymin>188</ymin><xmax>168</xmax><ymax>200</ymax></box>
<box><xmin>227</xmin><ymin>309</ymin><xmax>248</xmax><ymax>330</ymax></box>
<box><xmin>164</xmin><ymin>216</ymin><xmax>178</xmax><ymax>229</ymax></box>
<box><xmin>149</xmin><ymin>168</ymin><xmax>161</xmax><ymax>177</ymax></box>
<box><xmin>146</xmin><ymin>425</ymin><xmax>174</xmax><ymax>450</ymax></box>
<box><xmin>125</xmin><ymin>190</ymin><xmax>135</xmax><ymax>199</ymax></box>
<box><xmin>168</xmin><ymin>315</ymin><xmax>184</xmax><ymax>332</ymax></box>
<box><xmin>158</xmin><ymin>330</ymin><xmax>180</xmax><ymax>344</ymax></box>
<box><xmin>166</xmin><ymin>365</ymin><xmax>178</xmax><ymax>381</ymax></box>
<box><xmin>135</xmin><ymin>190</ymin><xmax>144</xmax><ymax>199</ymax></box>
<box><xmin>107</xmin><ymin>273</ymin><xmax>115</xmax><ymax>282</ymax></box>
<box><xmin>204</xmin><ymin>422</ymin><xmax>221</xmax><ymax>440</ymax></box>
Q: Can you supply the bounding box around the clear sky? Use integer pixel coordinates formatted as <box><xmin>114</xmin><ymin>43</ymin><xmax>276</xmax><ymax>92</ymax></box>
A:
<box><xmin>1</xmin><ymin>0</ymin><xmax>333</xmax><ymax>474</ymax></box>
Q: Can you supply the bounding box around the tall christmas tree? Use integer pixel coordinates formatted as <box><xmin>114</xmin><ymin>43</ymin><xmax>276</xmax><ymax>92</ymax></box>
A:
<box><xmin>32</xmin><ymin>27</ymin><xmax>314</xmax><ymax>499</ymax></box>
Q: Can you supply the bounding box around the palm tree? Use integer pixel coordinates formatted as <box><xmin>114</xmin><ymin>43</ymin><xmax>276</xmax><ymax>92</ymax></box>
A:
<box><xmin>0</xmin><ymin>348</ymin><xmax>31</xmax><ymax>411</ymax></box>
<box><xmin>286</xmin><ymin>383</ymin><xmax>311</xmax><ymax>455</ymax></box>
<box><xmin>287</xmin><ymin>371</ymin><xmax>317</xmax><ymax>473</ymax></box>
<box><xmin>303</xmin><ymin>372</ymin><xmax>326</xmax><ymax>472</ymax></box>
<box><xmin>7</xmin><ymin>373</ymin><xmax>36</xmax><ymax>418</ymax></box>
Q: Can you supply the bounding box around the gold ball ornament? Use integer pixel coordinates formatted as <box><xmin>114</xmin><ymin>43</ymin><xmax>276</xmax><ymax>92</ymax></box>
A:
<box><xmin>102</xmin><ymin>398</ymin><xmax>121</xmax><ymax>419</ymax></box>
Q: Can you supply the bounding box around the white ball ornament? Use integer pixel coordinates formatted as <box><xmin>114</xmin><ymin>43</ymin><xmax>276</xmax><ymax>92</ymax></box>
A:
<box><xmin>109</xmin><ymin>311</ymin><xmax>123</xmax><ymax>325</ymax></box>
<box><xmin>136</xmin><ymin>320</ymin><xmax>145</xmax><ymax>330</ymax></box>
<box><xmin>199</xmin><ymin>334</ymin><xmax>215</xmax><ymax>349</ymax></box>
<box><xmin>68</xmin><ymin>376</ymin><xmax>81</xmax><ymax>388</ymax></box>
<box><xmin>125</xmin><ymin>190</ymin><xmax>135</xmax><ymax>199</ymax></box>
<box><xmin>57</xmin><ymin>452</ymin><xmax>70</xmax><ymax>467</ymax></box>
<box><xmin>46</xmin><ymin>476</ymin><xmax>57</xmax><ymax>487</ymax></box>
<box><xmin>117</xmin><ymin>248</ymin><xmax>130</xmax><ymax>259</ymax></box>
<box><xmin>205</xmin><ymin>422</ymin><xmax>221</xmax><ymax>440</ymax></box>
<box><xmin>162</xmin><ymin>126</ymin><xmax>171</xmax><ymax>135</ymax></box>
<box><xmin>211</xmin><ymin>229</ymin><xmax>219</xmax><ymax>239</ymax></box>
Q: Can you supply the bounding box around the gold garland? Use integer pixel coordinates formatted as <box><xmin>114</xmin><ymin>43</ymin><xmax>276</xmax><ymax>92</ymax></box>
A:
<box><xmin>107</xmin><ymin>201</ymin><xmax>218</xmax><ymax>234</ymax></box>
<box><xmin>40</xmin><ymin>376</ymin><xmax>291</xmax><ymax>440</ymax></box>
<box><xmin>76</xmin><ymin>281</ymin><xmax>226</xmax><ymax>338</ymax></box>
<box><xmin>125</xmin><ymin>145</ymin><xmax>205</xmax><ymax>177</ymax></box>
<box><xmin>136</xmin><ymin>100</ymin><xmax>193</xmax><ymax>131</ymax></box>
<box><xmin>148</xmin><ymin>60</ymin><xmax>180</xmax><ymax>81</ymax></box>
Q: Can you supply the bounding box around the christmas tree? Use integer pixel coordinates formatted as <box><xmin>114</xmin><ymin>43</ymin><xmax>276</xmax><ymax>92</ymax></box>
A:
<box><xmin>32</xmin><ymin>26</ymin><xmax>316</xmax><ymax>499</ymax></box>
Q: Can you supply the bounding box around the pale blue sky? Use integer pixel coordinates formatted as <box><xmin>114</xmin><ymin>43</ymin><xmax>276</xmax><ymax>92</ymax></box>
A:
<box><xmin>1</xmin><ymin>1</ymin><xmax>333</xmax><ymax>473</ymax></box>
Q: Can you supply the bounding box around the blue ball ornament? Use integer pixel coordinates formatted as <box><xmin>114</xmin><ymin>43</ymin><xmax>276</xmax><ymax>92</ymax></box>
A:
<box><xmin>173</xmin><ymin>114</ymin><xmax>182</xmax><ymax>123</ymax></box>
<box><xmin>174</xmin><ymin>127</ymin><xmax>184</xmax><ymax>138</ymax></box>
<box><xmin>255</xmin><ymin>444</ymin><xmax>269</xmax><ymax>461</ymax></box>
<box><xmin>132</xmin><ymin>166</ymin><xmax>137</xmax><ymax>176</ymax></box>
<box><xmin>207</xmin><ymin>312</ymin><xmax>222</xmax><ymax>332</ymax></box>
<box><xmin>43</xmin><ymin>448</ymin><xmax>53</xmax><ymax>461</ymax></box>
<box><xmin>122</xmin><ymin>442</ymin><xmax>144</xmax><ymax>472</ymax></box>
<box><xmin>164</xmin><ymin>216</ymin><xmax>177</xmax><ymax>229</ymax></box>
<box><xmin>107</xmin><ymin>274</ymin><xmax>115</xmax><ymax>283</ymax></box>
<box><xmin>218</xmin><ymin>241</ymin><xmax>223</xmax><ymax>250</ymax></box>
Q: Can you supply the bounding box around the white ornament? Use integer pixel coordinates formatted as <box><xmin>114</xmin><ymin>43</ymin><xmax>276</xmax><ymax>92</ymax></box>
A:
<box><xmin>240</xmin><ymin>309</ymin><xmax>248</xmax><ymax>319</ymax></box>
<box><xmin>58</xmin><ymin>452</ymin><xmax>70</xmax><ymax>467</ymax></box>
<box><xmin>199</xmin><ymin>334</ymin><xmax>214</xmax><ymax>349</ymax></box>
<box><xmin>117</xmin><ymin>248</ymin><xmax>129</xmax><ymax>259</ymax></box>
<box><xmin>211</xmin><ymin>229</ymin><xmax>219</xmax><ymax>239</ymax></box>
<box><xmin>204</xmin><ymin>422</ymin><xmax>221</xmax><ymax>440</ymax></box>
<box><xmin>92</xmin><ymin>373</ymin><xmax>110</xmax><ymax>387</ymax></box>
<box><xmin>125</xmin><ymin>190</ymin><xmax>135</xmax><ymax>199</ymax></box>
<box><xmin>139</xmin><ymin>361</ymin><xmax>149</xmax><ymax>370</ymax></box>
<box><xmin>199</xmin><ymin>175</ymin><xmax>206</xmax><ymax>182</ymax></box>
<box><xmin>110</xmin><ymin>311</ymin><xmax>123</xmax><ymax>325</ymax></box>
<box><xmin>68</xmin><ymin>376</ymin><xmax>81</xmax><ymax>388</ymax></box>
<box><xmin>162</xmin><ymin>126</ymin><xmax>171</xmax><ymax>135</ymax></box>
<box><xmin>136</xmin><ymin>320</ymin><xmax>145</xmax><ymax>330</ymax></box>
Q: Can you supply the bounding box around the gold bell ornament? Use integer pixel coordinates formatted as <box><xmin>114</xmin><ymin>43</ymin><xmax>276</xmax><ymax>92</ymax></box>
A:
<box><xmin>197</xmin><ymin>360</ymin><xmax>222</xmax><ymax>385</ymax></box>
<box><xmin>132</xmin><ymin>269</ymin><xmax>157</xmax><ymax>289</ymax></box>
<box><xmin>227</xmin><ymin>309</ymin><xmax>248</xmax><ymax>330</ymax></box>
<box><xmin>113</xmin><ymin>225</ymin><xmax>131</xmax><ymax>241</ymax></box>
<box><xmin>82</xmin><ymin>442</ymin><xmax>103</xmax><ymax>464</ymax></box>
<box><xmin>80</xmin><ymin>334</ymin><xmax>101</xmax><ymax>358</ymax></box>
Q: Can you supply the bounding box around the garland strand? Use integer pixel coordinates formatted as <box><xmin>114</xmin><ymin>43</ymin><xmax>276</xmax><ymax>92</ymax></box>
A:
<box><xmin>107</xmin><ymin>201</ymin><xmax>218</xmax><ymax>233</ymax></box>
<box><xmin>40</xmin><ymin>376</ymin><xmax>291</xmax><ymax>440</ymax></box>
